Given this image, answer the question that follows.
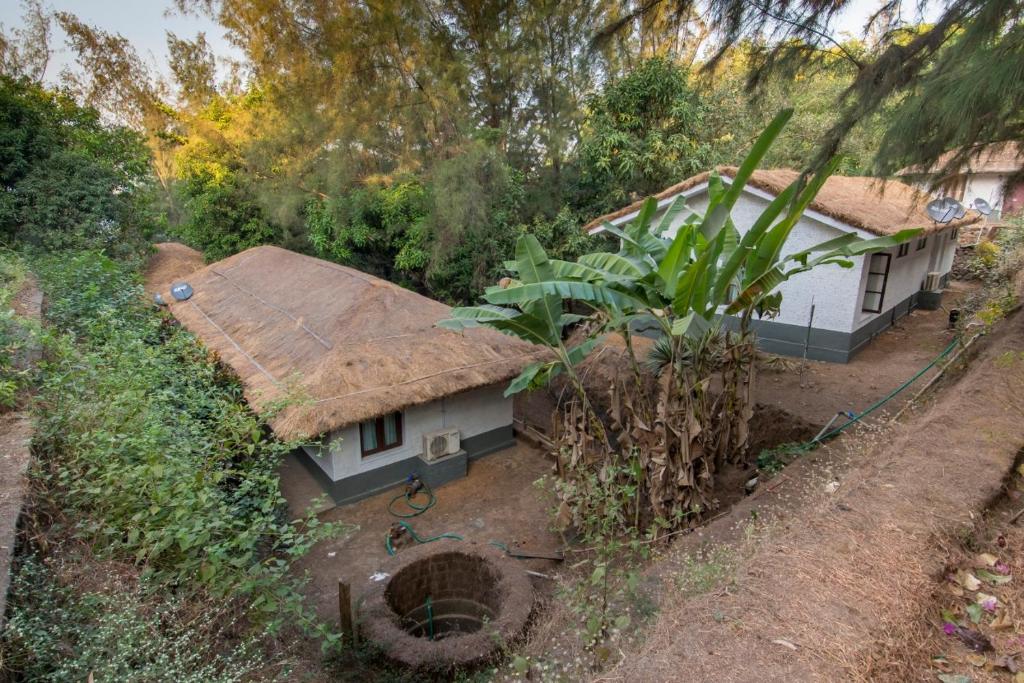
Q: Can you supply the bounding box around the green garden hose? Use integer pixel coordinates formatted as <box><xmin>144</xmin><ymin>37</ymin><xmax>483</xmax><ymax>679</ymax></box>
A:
<box><xmin>811</xmin><ymin>337</ymin><xmax>960</xmax><ymax>445</ymax></box>
<box><xmin>385</xmin><ymin>520</ymin><xmax>463</xmax><ymax>556</ymax></box>
<box><xmin>773</xmin><ymin>337</ymin><xmax>962</xmax><ymax>458</ymax></box>
<box><xmin>387</xmin><ymin>476</ymin><xmax>436</xmax><ymax>518</ymax></box>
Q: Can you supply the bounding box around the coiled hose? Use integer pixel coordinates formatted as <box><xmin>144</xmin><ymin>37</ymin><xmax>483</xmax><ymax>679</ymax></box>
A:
<box><xmin>387</xmin><ymin>476</ymin><xmax>436</xmax><ymax>518</ymax></box>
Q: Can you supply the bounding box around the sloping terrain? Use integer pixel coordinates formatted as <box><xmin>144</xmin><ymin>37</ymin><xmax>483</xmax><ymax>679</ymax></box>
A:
<box><xmin>605</xmin><ymin>308</ymin><xmax>1024</xmax><ymax>682</ymax></box>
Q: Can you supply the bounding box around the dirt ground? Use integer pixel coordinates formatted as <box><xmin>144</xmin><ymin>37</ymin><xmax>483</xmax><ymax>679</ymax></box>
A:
<box><xmin>755</xmin><ymin>282</ymin><xmax>977</xmax><ymax>427</ymax></box>
<box><xmin>595</xmin><ymin>298</ymin><xmax>1024</xmax><ymax>682</ymax></box>
<box><xmin>281</xmin><ymin>442</ymin><xmax>563</xmax><ymax>625</ymax></box>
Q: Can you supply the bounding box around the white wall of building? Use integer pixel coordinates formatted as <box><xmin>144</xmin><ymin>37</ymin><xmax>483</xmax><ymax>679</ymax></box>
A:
<box><xmin>965</xmin><ymin>173</ymin><xmax>1008</xmax><ymax>212</ymax></box>
<box><xmin>647</xmin><ymin>188</ymin><xmax>866</xmax><ymax>333</ymax></box>
<box><xmin>851</xmin><ymin>226</ymin><xmax>957</xmax><ymax>328</ymax></box>
<box><xmin>301</xmin><ymin>383</ymin><xmax>513</xmax><ymax>481</ymax></box>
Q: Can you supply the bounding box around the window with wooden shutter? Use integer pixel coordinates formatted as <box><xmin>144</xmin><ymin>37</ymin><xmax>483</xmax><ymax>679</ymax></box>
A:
<box><xmin>862</xmin><ymin>252</ymin><xmax>891</xmax><ymax>314</ymax></box>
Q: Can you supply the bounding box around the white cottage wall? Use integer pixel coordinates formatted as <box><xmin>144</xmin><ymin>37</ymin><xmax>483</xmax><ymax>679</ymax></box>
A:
<box><xmin>302</xmin><ymin>384</ymin><xmax>513</xmax><ymax>481</ymax></box>
<box><xmin>654</xmin><ymin>190</ymin><xmax>863</xmax><ymax>334</ymax></box>
<box><xmin>965</xmin><ymin>173</ymin><xmax>1008</xmax><ymax>211</ymax></box>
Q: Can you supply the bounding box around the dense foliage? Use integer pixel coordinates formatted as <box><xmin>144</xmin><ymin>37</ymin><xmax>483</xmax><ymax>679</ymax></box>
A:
<box><xmin>3</xmin><ymin>2</ymin><xmax>910</xmax><ymax>304</ymax></box>
<box><xmin>0</xmin><ymin>76</ymin><xmax>156</xmax><ymax>256</ymax></box>
<box><xmin>575</xmin><ymin>57</ymin><xmax>714</xmax><ymax>212</ymax></box>
<box><xmin>26</xmin><ymin>252</ymin><xmax>339</xmax><ymax>643</ymax></box>
<box><xmin>4</xmin><ymin>558</ymin><xmax>272</xmax><ymax>682</ymax></box>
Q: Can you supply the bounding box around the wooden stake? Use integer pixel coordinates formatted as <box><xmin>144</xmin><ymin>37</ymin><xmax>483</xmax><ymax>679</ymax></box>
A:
<box><xmin>338</xmin><ymin>580</ymin><xmax>353</xmax><ymax>643</ymax></box>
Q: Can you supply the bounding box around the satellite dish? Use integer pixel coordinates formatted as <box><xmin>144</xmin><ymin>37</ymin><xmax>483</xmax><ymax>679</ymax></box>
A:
<box><xmin>939</xmin><ymin>197</ymin><xmax>963</xmax><ymax>222</ymax></box>
<box><xmin>170</xmin><ymin>282</ymin><xmax>194</xmax><ymax>301</ymax></box>
<box><xmin>926</xmin><ymin>198</ymin><xmax>954</xmax><ymax>223</ymax></box>
<box><xmin>154</xmin><ymin>292</ymin><xmax>166</xmax><ymax>306</ymax></box>
<box><xmin>973</xmin><ymin>198</ymin><xmax>993</xmax><ymax>216</ymax></box>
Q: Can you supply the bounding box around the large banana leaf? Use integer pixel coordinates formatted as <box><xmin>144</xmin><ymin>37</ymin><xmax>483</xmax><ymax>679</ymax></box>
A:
<box><xmin>549</xmin><ymin>259</ymin><xmax>632</xmax><ymax>284</ymax></box>
<box><xmin>485</xmin><ymin>279</ymin><xmax>646</xmax><ymax>311</ymax></box>
<box><xmin>502</xmin><ymin>337</ymin><xmax>602</xmax><ymax>397</ymax></box>
<box><xmin>654</xmin><ymin>195</ymin><xmax>693</xmax><ymax>236</ymax></box>
<box><xmin>438</xmin><ymin>305</ymin><xmax>558</xmax><ymax>346</ymax></box>
<box><xmin>578</xmin><ymin>252</ymin><xmax>650</xmax><ymax>278</ymax></box>
<box><xmin>516</xmin><ymin>234</ymin><xmax>555</xmax><ymax>284</ymax></box>
<box><xmin>743</xmin><ymin>155</ymin><xmax>843</xmax><ymax>286</ymax></box>
<box><xmin>513</xmin><ymin>236</ymin><xmax>564</xmax><ymax>346</ymax></box>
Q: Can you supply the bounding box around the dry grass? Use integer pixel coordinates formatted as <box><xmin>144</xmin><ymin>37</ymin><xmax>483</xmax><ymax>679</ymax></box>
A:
<box><xmin>143</xmin><ymin>242</ymin><xmax>205</xmax><ymax>295</ymax></box>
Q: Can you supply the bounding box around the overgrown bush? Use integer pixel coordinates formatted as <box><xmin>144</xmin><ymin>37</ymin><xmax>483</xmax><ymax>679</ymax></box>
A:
<box><xmin>29</xmin><ymin>252</ymin><xmax>341</xmax><ymax>643</ymax></box>
<box><xmin>957</xmin><ymin>218</ymin><xmax>1024</xmax><ymax>332</ymax></box>
<box><xmin>3</xmin><ymin>557</ymin><xmax>277</xmax><ymax>682</ymax></box>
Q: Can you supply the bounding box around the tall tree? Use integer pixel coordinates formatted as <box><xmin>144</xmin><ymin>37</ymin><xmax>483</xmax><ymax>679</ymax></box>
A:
<box><xmin>602</xmin><ymin>0</ymin><xmax>1024</xmax><ymax>179</ymax></box>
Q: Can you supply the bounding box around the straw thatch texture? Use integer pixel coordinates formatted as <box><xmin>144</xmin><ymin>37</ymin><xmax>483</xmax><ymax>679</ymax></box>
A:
<box><xmin>144</xmin><ymin>242</ymin><xmax>205</xmax><ymax>295</ymax></box>
<box><xmin>899</xmin><ymin>142</ymin><xmax>1024</xmax><ymax>175</ymax></box>
<box><xmin>582</xmin><ymin>167</ymin><xmax>981</xmax><ymax>235</ymax></box>
<box><xmin>159</xmin><ymin>245</ymin><xmax>543</xmax><ymax>440</ymax></box>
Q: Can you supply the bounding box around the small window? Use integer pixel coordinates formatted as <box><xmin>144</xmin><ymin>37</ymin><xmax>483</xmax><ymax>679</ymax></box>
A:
<box><xmin>360</xmin><ymin>412</ymin><xmax>403</xmax><ymax>456</ymax></box>
<box><xmin>862</xmin><ymin>252</ymin><xmax>891</xmax><ymax>314</ymax></box>
<box><xmin>951</xmin><ymin>227</ymin><xmax>959</xmax><ymax>241</ymax></box>
<box><xmin>916</xmin><ymin>236</ymin><xmax>928</xmax><ymax>251</ymax></box>
<box><xmin>897</xmin><ymin>243</ymin><xmax>909</xmax><ymax>258</ymax></box>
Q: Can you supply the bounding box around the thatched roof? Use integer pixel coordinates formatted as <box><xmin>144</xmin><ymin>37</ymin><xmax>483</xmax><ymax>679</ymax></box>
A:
<box><xmin>157</xmin><ymin>245</ymin><xmax>541</xmax><ymax>440</ymax></box>
<box><xmin>898</xmin><ymin>142</ymin><xmax>1024</xmax><ymax>176</ymax></box>
<box><xmin>144</xmin><ymin>242</ymin><xmax>205</xmax><ymax>295</ymax></box>
<box><xmin>582</xmin><ymin>167</ymin><xmax>981</xmax><ymax>235</ymax></box>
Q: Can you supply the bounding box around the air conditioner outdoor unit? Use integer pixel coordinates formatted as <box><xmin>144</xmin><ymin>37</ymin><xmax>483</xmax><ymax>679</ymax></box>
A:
<box><xmin>422</xmin><ymin>428</ymin><xmax>461</xmax><ymax>462</ymax></box>
<box><xmin>923</xmin><ymin>271</ymin><xmax>943</xmax><ymax>292</ymax></box>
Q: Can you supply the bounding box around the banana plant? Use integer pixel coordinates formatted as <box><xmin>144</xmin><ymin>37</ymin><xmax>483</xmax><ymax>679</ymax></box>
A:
<box><xmin>437</xmin><ymin>234</ymin><xmax>606</xmax><ymax>398</ymax></box>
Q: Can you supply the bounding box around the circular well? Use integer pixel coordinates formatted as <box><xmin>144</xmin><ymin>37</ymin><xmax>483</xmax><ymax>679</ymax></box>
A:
<box><xmin>360</xmin><ymin>541</ymin><xmax>533</xmax><ymax>670</ymax></box>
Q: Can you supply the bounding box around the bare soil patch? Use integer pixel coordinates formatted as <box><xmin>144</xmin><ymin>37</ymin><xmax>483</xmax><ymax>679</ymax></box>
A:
<box><xmin>755</xmin><ymin>281</ymin><xmax>978</xmax><ymax>427</ymax></box>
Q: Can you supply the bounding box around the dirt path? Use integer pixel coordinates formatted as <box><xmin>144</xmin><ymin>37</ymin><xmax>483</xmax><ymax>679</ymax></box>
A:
<box><xmin>0</xmin><ymin>275</ymin><xmax>42</xmax><ymax>625</ymax></box>
<box><xmin>603</xmin><ymin>306</ymin><xmax>1024</xmax><ymax>682</ymax></box>
<box><xmin>754</xmin><ymin>281</ymin><xmax>975</xmax><ymax>427</ymax></box>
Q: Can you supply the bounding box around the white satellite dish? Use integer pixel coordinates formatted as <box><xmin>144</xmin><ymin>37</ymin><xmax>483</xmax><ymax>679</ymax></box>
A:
<box><xmin>170</xmin><ymin>282</ymin><xmax>194</xmax><ymax>301</ymax></box>
<box><xmin>942</xmin><ymin>197</ymin><xmax>964</xmax><ymax>222</ymax></box>
<box><xmin>926</xmin><ymin>199</ymin><xmax>955</xmax><ymax>223</ymax></box>
<box><xmin>973</xmin><ymin>198</ymin><xmax>993</xmax><ymax>216</ymax></box>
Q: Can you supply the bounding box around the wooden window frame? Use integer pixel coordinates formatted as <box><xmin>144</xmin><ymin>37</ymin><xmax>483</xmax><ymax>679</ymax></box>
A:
<box><xmin>360</xmin><ymin>411</ymin><xmax>403</xmax><ymax>457</ymax></box>
<box><xmin>951</xmin><ymin>227</ymin><xmax>959</xmax><ymax>241</ymax></box>
<box><xmin>862</xmin><ymin>252</ymin><xmax>891</xmax><ymax>314</ymax></box>
<box><xmin>916</xmin><ymin>236</ymin><xmax>928</xmax><ymax>251</ymax></box>
<box><xmin>897</xmin><ymin>242</ymin><xmax>909</xmax><ymax>258</ymax></box>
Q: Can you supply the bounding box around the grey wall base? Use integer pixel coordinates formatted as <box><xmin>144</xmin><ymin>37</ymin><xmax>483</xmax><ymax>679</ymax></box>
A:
<box><xmin>296</xmin><ymin>425</ymin><xmax>516</xmax><ymax>506</ymax></box>
<box><xmin>636</xmin><ymin>291</ymin><xmax>926</xmax><ymax>364</ymax></box>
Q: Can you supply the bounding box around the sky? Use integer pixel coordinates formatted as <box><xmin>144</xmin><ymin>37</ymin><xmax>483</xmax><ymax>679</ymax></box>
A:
<box><xmin>0</xmin><ymin>0</ymin><xmax>242</xmax><ymax>83</ymax></box>
<box><xmin>0</xmin><ymin>0</ymin><xmax>942</xmax><ymax>86</ymax></box>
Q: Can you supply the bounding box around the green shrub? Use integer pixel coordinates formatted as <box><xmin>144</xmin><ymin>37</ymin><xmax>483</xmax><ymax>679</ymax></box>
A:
<box><xmin>3</xmin><ymin>557</ymin><xmax>277</xmax><ymax>682</ymax></box>
<box><xmin>30</xmin><ymin>251</ymin><xmax>341</xmax><ymax>642</ymax></box>
<box><xmin>0</xmin><ymin>76</ymin><xmax>156</xmax><ymax>257</ymax></box>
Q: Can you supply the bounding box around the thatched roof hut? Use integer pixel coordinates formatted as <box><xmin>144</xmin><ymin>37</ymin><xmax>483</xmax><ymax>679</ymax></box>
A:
<box><xmin>156</xmin><ymin>245</ymin><xmax>541</xmax><ymax>441</ymax></box>
<box><xmin>582</xmin><ymin>167</ymin><xmax>980</xmax><ymax>235</ymax></box>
